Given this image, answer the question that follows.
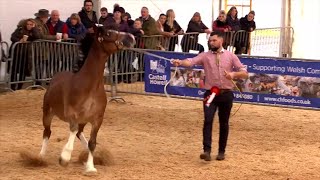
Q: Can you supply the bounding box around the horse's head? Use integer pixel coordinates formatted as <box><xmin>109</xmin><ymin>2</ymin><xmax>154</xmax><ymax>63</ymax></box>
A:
<box><xmin>96</xmin><ymin>25</ymin><xmax>136</xmax><ymax>53</ymax></box>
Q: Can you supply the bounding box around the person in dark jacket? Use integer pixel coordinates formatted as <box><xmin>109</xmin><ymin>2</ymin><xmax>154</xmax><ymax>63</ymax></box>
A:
<box><xmin>226</xmin><ymin>6</ymin><xmax>240</xmax><ymax>31</ymax></box>
<box><xmin>239</xmin><ymin>11</ymin><xmax>256</xmax><ymax>54</ymax></box>
<box><xmin>46</xmin><ymin>10</ymin><xmax>69</xmax><ymax>40</ymax></box>
<box><xmin>181</xmin><ymin>12</ymin><xmax>211</xmax><ymax>53</ymax></box>
<box><xmin>75</xmin><ymin>0</ymin><xmax>98</xmax><ymax>73</ymax></box>
<box><xmin>78</xmin><ymin>0</ymin><xmax>98</xmax><ymax>34</ymax></box>
<box><xmin>104</xmin><ymin>6</ymin><xmax>129</xmax><ymax>32</ymax></box>
<box><xmin>66</xmin><ymin>13</ymin><xmax>87</xmax><ymax>42</ymax></box>
<box><xmin>10</xmin><ymin>18</ymin><xmax>40</xmax><ymax>90</ymax></box>
<box><xmin>227</xmin><ymin>6</ymin><xmax>242</xmax><ymax>54</ymax></box>
<box><xmin>240</xmin><ymin>11</ymin><xmax>256</xmax><ymax>32</ymax></box>
<box><xmin>163</xmin><ymin>9</ymin><xmax>183</xmax><ymax>51</ymax></box>
<box><xmin>99</xmin><ymin>7</ymin><xmax>109</xmax><ymax>24</ymax></box>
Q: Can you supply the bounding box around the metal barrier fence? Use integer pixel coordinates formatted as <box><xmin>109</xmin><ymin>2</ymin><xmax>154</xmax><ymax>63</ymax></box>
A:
<box><xmin>134</xmin><ymin>28</ymin><xmax>294</xmax><ymax>57</ymax></box>
<box><xmin>2</xmin><ymin>27</ymin><xmax>295</xmax><ymax>92</ymax></box>
<box><xmin>3</xmin><ymin>40</ymin><xmax>79</xmax><ymax>91</ymax></box>
<box><xmin>250</xmin><ymin>27</ymin><xmax>294</xmax><ymax>57</ymax></box>
<box><xmin>0</xmin><ymin>41</ymin><xmax>9</xmax><ymax>88</ymax></box>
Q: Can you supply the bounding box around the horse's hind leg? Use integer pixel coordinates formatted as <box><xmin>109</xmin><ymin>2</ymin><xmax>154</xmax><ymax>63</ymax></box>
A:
<box><xmin>85</xmin><ymin>118</ymin><xmax>103</xmax><ymax>173</ymax></box>
<box><xmin>76</xmin><ymin>123</ymin><xmax>89</xmax><ymax>150</ymax></box>
<box><xmin>40</xmin><ymin>101</ymin><xmax>53</xmax><ymax>157</ymax></box>
<box><xmin>59</xmin><ymin>121</ymin><xmax>78</xmax><ymax>167</ymax></box>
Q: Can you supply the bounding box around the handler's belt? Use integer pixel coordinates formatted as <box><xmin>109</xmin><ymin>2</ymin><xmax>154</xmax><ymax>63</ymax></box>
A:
<box><xmin>206</xmin><ymin>89</ymin><xmax>232</xmax><ymax>94</ymax></box>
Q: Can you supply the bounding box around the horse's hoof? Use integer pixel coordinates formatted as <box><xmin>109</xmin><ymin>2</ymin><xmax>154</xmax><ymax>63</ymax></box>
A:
<box><xmin>59</xmin><ymin>157</ymin><xmax>69</xmax><ymax>167</ymax></box>
<box><xmin>85</xmin><ymin>167</ymin><xmax>97</xmax><ymax>173</ymax></box>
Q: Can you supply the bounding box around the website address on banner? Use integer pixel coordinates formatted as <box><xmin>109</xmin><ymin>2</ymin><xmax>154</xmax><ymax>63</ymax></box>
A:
<box><xmin>263</xmin><ymin>97</ymin><xmax>311</xmax><ymax>105</ymax></box>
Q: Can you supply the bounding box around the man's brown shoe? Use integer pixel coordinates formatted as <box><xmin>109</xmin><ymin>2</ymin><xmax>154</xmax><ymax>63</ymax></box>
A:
<box><xmin>216</xmin><ymin>153</ymin><xmax>225</xmax><ymax>161</ymax></box>
<box><xmin>200</xmin><ymin>152</ymin><xmax>211</xmax><ymax>161</ymax></box>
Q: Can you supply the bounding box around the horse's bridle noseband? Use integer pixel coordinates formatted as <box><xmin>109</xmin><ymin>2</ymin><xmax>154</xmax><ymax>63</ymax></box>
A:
<box><xmin>98</xmin><ymin>30</ymin><xmax>124</xmax><ymax>50</ymax></box>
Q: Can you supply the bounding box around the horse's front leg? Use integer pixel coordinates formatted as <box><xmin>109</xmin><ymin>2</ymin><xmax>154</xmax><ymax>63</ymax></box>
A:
<box><xmin>85</xmin><ymin>116</ymin><xmax>103</xmax><ymax>173</ymax></box>
<box><xmin>59</xmin><ymin>121</ymin><xmax>78</xmax><ymax>167</ymax></box>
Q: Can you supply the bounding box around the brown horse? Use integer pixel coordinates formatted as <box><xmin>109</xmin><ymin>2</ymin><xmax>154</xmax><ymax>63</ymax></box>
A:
<box><xmin>39</xmin><ymin>26</ymin><xmax>135</xmax><ymax>173</ymax></box>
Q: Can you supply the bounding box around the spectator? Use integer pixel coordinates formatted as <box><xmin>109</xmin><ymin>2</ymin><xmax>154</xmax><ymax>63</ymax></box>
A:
<box><xmin>139</xmin><ymin>7</ymin><xmax>159</xmax><ymax>36</ymax></box>
<box><xmin>104</xmin><ymin>6</ymin><xmax>129</xmax><ymax>32</ymax></box>
<box><xmin>139</xmin><ymin>7</ymin><xmax>159</xmax><ymax>50</ymax></box>
<box><xmin>129</xmin><ymin>18</ymin><xmax>145</xmax><ymax>50</ymax></box>
<box><xmin>156</xmin><ymin>13</ymin><xmax>174</xmax><ymax>37</ymax></box>
<box><xmin>212</xmin><ymin>10</ymin><xmax>231</xmax><ymax>32</ymax></box>
<box><xmin>156</xmin><ymin>13</ymin><xmax>174</xmax><ymax>50</ymax></box>
<box><xmin>33</xmin><ymin>9</ymin><xmax>57</xmax><ymax>40</ymax></box>
<box><xmin>129</xmin><ymin>18</ymin><xmax>144</xmax><ymax>37</ymax></box>
<box><xmin>66</xmin><ymin>13</ymin><xmax>87</xmax><ymax>42</ymax></box>
<box><xmin>66</xmin><ymin>13</ymin><xmax>87</xmax><ymax>72</ymax></box>
<box><xmin>226</xmin><ymin>6</ymin><xmax>240</xmax><ymax>31</ymax></box>
<box><xmin>123</xmin><ymin>12</ymin><xmax>134</xmax><ymax>28</ymax></box>
<box><xmin>163</xmin><ymin>9</ymin><xmax>183</xmax><ymax>51</ymax></box>
<box><xmin>10</xmin><ymin>18</ymin><xmax>40</xmax><ymax>90</ymax></box>
<box><xmin>46</xmin><ymin>10</ymin><xmax>68</xmax><ymax>41</ymax></box>
<box><xmin>78</xmin><ymin>0</ymin><xmax>98</xmax><ymax>34</ymax></box>
<box><xmin>33</xmin><ymin>9</ymin><xmax>57</xmax><ymax>86</ymax></box>
<box><xmin>226</xmin><ymin>6</ymin><xmax>241</xmax><ymax>54</ymax></box>
<box><xmin>240</xmin><ymin>10</ymin><xmax>256</xmax><ymax>54</ymax></box>
<box><xmin>240</xmin><ymin>10</ymin><xmax>256</xmax><ymax>32</ymax></box>
<box><xmin>99</xmin><ymin>7</ymin><xmax>109</xmax><ymax>24</ymax></box>
<box><xmin>212</xmin><ymin>10</ymin><xmax>232</xmax><ymax>49</ymax></box>
<box><xmin>181</xmin><ymin>12</ymin><xmax>210</xmax><ymax>53</ymax></box>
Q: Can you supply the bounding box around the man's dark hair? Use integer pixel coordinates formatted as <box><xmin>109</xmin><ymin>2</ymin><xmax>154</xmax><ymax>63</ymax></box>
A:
<box><xmin>83</xmin><ymin>0</ymin><xmax>93</xmax><ymax>7</ymax></box>
<box><xmin>159</xmin><ymin>13</ymin><xmax>166</xmax><ymax>18</ymax></box>
<box><xmin>210</xmin><ymin>31</ymin><xmax>224</xmax><ymax>39</ymax></box>
<box><xmin>100</xmin><ymin>7</ymin><xmax>107</xmax><ymax>12</ymax></box>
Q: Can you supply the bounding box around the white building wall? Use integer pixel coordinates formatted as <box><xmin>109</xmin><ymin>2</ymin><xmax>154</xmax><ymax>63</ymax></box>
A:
<box><xmin>291</xmin><ymin>0</ymin><xmax>320</xmax><ymax>59</ymax></box>
<box><xmin>0</xmin><ymin>0</ymin><xmax>83</xmax><ymax>44</ymax></box>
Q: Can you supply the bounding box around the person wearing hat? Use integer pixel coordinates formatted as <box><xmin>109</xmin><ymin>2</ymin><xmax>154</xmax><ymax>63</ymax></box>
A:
<box><xmin>34</xmin><ymin>9</ymin><xmax>58</xmax><ymax>40</ymax></box>
<box><xmin>78</xmin><ymin>0</ymin><xmax>98</xmax><ymax>34</ymax></box>
<box><xmin>103</xmin><ymin>6</ymin><xmax>129</xmax><ymax>32</ymax></box>
<box><xmin>33</xmin><ymin>9</ymin><xmax>58</xmax><ymax>86</ymax></box>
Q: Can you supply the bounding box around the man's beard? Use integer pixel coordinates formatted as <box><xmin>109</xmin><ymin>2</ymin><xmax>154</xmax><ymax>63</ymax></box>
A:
<box><xmin>209</xmin><ymin>46</ymin><xmax>220</xmax><ymax>52</ymax></box>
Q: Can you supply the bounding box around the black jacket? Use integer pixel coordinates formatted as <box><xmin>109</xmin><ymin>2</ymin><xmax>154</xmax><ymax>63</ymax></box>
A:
<box><xmin>78</xmin><ymin>8</ymin><xmax>98</xmax><ymax>29</ymax></box>
<box><xmin>240</xmin><ymin>15</ymin><xmax>256</xmax><ymax>32</ymax></box>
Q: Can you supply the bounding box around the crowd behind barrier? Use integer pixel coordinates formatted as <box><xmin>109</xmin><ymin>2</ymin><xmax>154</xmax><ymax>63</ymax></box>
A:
<box><xmin>0</xmin><ymin>26</ymin><xmax>296</xmax><ymax>92</ymax></box>
<box><xmin>1</xmin><ymin>31</ymin><xmax>319</xmax><ymax>110</ymax></box>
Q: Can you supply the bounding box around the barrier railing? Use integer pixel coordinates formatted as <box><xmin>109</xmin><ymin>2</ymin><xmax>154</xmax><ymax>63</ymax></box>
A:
<box><xmin>250</xmin><ymin>27</ymin><xmax>294</xmax><ymax>57</ymax></box>
<box><xmin>3</xmin><ymin>27</ymin><xmax>295</xmax><ymax>92</ymax></box>
<box><xmin>31</xmin><ymin>40</ymin><xmax>79</xmax><ymax>87</ymax></box>
<box><xmin>3</xmin><ymin>40</ymin><xmax>78</xmax><ymax>90</ymax></box>
<box><xmin>0</xmin><ymin>40</ymin><xmax>9</xmax><ymax>90</ymax></box>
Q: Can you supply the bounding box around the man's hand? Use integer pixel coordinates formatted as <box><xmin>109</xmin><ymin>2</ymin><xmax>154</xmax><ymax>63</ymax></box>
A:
<box><xmin>224</xmin><ymin>70</ymin><xmax>235</xmax><ymax>80</ymax></box>
<box><xmin>171</xmin><ymin>59</ymin><xmax>182</xmax><ymax>67</ymax></box>
<box><xmin>63</xmin><ymin>33</ymin><xmax>68</xmax><ymax>40</ymax></box>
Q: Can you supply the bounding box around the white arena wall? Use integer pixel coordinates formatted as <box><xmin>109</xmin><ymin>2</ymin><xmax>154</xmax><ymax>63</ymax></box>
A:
<box><xmin>0</xmin><ymin>0</ymin><xmax>83</xmax><ymax>43</ymax></box>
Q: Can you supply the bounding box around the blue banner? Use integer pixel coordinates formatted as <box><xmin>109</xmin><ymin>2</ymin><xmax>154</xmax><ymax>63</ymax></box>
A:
<box><xmin>144</xmin><ymin>51</ymin><xmax>320</xmax><ymax>109</ymax></box>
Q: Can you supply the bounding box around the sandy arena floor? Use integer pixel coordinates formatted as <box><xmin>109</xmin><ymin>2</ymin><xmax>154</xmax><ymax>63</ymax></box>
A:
<box><xmin>0</xmin><ymin>89</ymin><xmax>319</xmax><ymax>180</ymax></box>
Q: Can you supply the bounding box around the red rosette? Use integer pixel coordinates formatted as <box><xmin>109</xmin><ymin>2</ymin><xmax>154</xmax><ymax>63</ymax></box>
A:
<box><xmin>210</xmin><ymin>86</ymin><xmax>220</xmax><ymax>96</ymax></box>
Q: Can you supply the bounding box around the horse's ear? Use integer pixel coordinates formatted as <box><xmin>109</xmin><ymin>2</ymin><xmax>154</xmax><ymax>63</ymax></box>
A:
<box><xmin>94</xmin><ymin>24</ymin><xmax>104</xmax><ymax>38</ymax></box>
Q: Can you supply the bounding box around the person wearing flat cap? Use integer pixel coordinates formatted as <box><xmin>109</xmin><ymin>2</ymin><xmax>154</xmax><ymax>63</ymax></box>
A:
<box><xmin>33</xmin><ymin>9</ymin><xmax>58</xmax><ymax>40</ymax></box>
